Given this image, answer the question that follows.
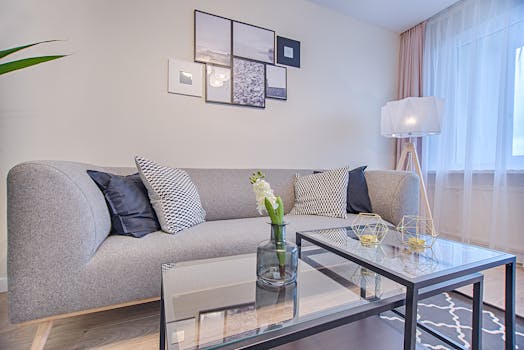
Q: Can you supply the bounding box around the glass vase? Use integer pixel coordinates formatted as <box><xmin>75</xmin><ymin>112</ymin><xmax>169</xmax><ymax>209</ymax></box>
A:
<box><xmin>255</xmin><ymin>281</ymin><xmax>298</xmax><ymax>326</ymax></box>
<box><xmin>256</xmin><ymin>223</ymin><xmax>298</xmax><ymax>287</ymax></box>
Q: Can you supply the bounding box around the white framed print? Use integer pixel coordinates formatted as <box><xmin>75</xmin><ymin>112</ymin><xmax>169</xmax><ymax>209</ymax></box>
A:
<box><xmin>168</xmin><ymin>58</ymin><xmax>203</xmax><ymax>97</ymax></box>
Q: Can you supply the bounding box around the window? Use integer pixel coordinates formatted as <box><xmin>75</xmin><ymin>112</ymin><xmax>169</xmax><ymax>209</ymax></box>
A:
<box><xmin>424</xmin><ymin>1</ymin><xmax>524</xmax><ymax>171</ymax></box>
<box><xmin>513</xmin><ymin>47</ymin><xmax>524</xmax><ymax>157</ymax></box>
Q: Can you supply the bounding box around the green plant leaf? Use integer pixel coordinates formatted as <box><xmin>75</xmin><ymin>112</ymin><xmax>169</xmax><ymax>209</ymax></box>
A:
<box><xmin>0</xmin><ymin>56</ymin><xmax>66</xmax><ymax>75</ymax></box>
<box><xmin>0</xmin><ymin>40</ymin><xmax>61</xmax><ymax>60</ymax></box>
<box><xmin>265</xmin><ymin>197</ymin><xmax>277</xmax><ymax>223</ymax></box>
<box><xmin>276</xmin><ymin>196</ymin><xmax>284</xmax><ymax>224</ymax></box>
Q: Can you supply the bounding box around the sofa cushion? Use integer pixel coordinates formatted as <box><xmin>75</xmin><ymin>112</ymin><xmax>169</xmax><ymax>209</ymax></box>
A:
<box><xmin>135</xmin><ymin>157</ymin><xmax>206</xmax><ymax>233</ymax></box>
<box><xmin>290</xmin><ymin>167</ymin><xmax>349</xmax><ymax>218</ymax></box>
<box><xmin>81</xmin><ymin>215</ymin><xmax>364</xmax><ymax>306</ymax></box>
<box><xmin>87</xmin><ymin>170</ymin><xmax>160</xmax><ymax>238</ymax></box>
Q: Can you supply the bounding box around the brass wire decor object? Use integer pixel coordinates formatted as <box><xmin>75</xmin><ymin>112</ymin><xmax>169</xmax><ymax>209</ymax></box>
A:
<box><xmin>351</xmin><ymin>213</ymin><xmax>389</xmax><ymax>246</ymax></box>
<box><xmin>397</xmin><ymin>215</ymin><xmax>438</xmax><ymax>250</ymax></box>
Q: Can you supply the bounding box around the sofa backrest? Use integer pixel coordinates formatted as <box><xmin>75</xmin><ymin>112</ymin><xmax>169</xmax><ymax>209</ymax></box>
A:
<box><xmin>7</xmin><ymin>161</ymin><xmax>312</xmax><ymax>257</ymax></box>
<box><xmin>101</xmin><ymin>166</ymin><xmax>312</xmax><ymax>221</ymax></box>
<box><xmin>184</xmin><ymin>168</ymin><xmax>312</xmax><ymax>221</ymax></box>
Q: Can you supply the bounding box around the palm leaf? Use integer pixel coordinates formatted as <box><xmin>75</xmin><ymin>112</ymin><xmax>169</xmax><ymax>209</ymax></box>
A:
<box><xmin>0</xmin><ymin>40</ymin><xmax>60</xmax><ymax>60</ymax></box>
<box><xmin>0</xmin><ymin>56</ymin><xmax>66</xmax><ymax>75</ymax></box>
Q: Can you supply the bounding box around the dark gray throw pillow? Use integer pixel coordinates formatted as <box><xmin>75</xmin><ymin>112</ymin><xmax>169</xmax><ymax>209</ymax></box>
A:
<box><xmin>87</xmin><ymin>170</ymin><xmax>160</xmax><ymax>238</ymax></box>
<box><xmin>346</xmin><ymin>166</ymin><xmax>372</xmax><ymax>214</ymax></box>
<box><xmin>314</xmin><ymin>166</ymin><xmax>372</xmax><ymax>214</ymax></box>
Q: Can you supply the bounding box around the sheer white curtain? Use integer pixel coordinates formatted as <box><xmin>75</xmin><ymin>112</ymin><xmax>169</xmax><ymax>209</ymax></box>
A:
<box><xmin>422</xmin><ymin>0</ymin><xmax>524</xmax><ymax>258</ymax></box>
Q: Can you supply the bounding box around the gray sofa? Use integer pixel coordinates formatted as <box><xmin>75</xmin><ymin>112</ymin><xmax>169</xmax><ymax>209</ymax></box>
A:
<box><xmin>7</xmin><ymin>160</ymin><xmax>419</xmax><ymax>324</ymax></box>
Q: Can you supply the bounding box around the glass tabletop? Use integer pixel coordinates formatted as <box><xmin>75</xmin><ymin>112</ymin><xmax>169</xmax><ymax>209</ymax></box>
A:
<box><xmin>161</xmin><ymin>249</ymin><xmax>405</xmax><ymax>350</ymax></box>
<box><xmin>298</xmin><ymin>226</ymin><xmax>514</xmax><ymax>283</ymax></box>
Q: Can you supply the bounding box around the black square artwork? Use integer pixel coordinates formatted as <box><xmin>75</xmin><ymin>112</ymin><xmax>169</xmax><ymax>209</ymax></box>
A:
<box><xmin>276</xmin><ymin>36</ymin><xmax>300</xmax><ymax>68</ymax></box>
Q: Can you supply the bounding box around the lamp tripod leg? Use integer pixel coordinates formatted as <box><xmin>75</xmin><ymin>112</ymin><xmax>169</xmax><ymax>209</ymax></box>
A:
<box><xmin>396</xmin><ymin>142</ymin><xmax>410</xmax><ymax>171</ymax></box>
<box><xmin>409</xmin><ymin>143</ymin><xmax>435</xmax><ymax>231</ymax></box>
<box><xmin>397</xmin><ymin>142</ymin><xmax>436</xmax><ymax>233</ymax></box>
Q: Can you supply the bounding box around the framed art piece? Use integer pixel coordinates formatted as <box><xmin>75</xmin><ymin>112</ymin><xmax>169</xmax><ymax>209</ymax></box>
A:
<box><xmin>168</xmin><ymin>58</ymin><xmax>203</xmax><ymax>97</ymax></box>
<box><xmin>233</xmin><ymin>21</ymin><xmax>275</xmax><ymax>64</ymax></box>
<box><xmin>195</xmin><ymin>10</ymin><xmax>232</xmax><ymax>66</ymax></box>
<box><xmin>277</xmin><ymin>36</ymin><xmax>300</xmax><ymax>68</ymax></box>
<box><xmin>233</xmin><ymin>57</ymin><xmax>265</xmax><ymax>108</ymax></box>
<box><xmin>205</xmin><ymin>64</ymin><xmax>232</xmax><ymax>104</ymax></box>
<box><xmin>266</xmin><ymin>65</ymin><xmax>287</xmax><ymax>100</ymax></box>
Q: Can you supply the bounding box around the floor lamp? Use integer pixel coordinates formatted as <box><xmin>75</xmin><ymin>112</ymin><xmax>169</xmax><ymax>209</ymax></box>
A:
<box><xmin>381</xmin><ymin>96</ymin><xmax>444</xmax><ymax>227</ymax></box>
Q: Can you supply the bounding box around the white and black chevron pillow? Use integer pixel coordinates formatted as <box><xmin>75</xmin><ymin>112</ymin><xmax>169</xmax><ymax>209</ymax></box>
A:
<box><xmin>135</xmin><ymin>156</ymin><xmax>206</xmax><ymax>233</ymax></box>
<box><xmin>290</xmin><ymin>167</ymin><xmax>349</xmax><ymax>219</ymax></box>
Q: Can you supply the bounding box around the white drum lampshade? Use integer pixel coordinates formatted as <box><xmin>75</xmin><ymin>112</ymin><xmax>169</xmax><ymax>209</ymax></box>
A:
<box><xmin>381</xmin><ymin>96</ymin><xmax>444</xmax><ymax>138</ymax></box>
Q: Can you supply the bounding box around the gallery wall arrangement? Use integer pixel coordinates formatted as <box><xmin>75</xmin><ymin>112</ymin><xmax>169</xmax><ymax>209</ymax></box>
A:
<box><xmin>168</xmin><ymin>9</ymin><xmax>300</xmax><ymax>108</ymax></box>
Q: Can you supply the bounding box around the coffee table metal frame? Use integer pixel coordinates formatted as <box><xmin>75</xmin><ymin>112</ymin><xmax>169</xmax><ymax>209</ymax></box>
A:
<box><xmin>296</xmin><ymin>229</ymin><xmax>516</xmax><ymax>350</ymax></box>
<box><xmin>159</xmin><ymin>253</ymin><xmax>490</xmax><ymax>350</ymax></box>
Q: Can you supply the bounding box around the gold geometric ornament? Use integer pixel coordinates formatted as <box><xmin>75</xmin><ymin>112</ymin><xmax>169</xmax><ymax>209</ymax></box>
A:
<box><xmin>351</xmin><ymin>213</ymin><xmax>389</xmax><ymax>246</ymax></box>
<box><xmin>397</xmin><ymin>215</ymin><xmax>438</xmax><ymax>250</ymax></box>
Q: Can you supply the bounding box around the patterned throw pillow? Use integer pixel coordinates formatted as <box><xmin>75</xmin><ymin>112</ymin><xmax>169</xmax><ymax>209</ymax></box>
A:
<box><xmin>314</xmin><ymin>166</ymin><xmax>372</xmax><ymax>214</ymax></box>
<box><xmin>289</xmin><ymin>167</ymin><xmax>349</xmax><ymax>218</ymax></box>
<box><xmin>135</xmin><ymin>156</ymin><xmax>206</xmax><ymax>233</ymax></box>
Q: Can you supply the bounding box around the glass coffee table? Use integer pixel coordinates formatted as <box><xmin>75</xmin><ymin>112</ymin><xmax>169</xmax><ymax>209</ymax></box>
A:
<box><xmin>296</xmin><ymin>227</ymin><xmax>517</xmax><ymax>350</ymax></box>
<box><xmin>159</xmin><ymin>233</ymin><xmax>498</xmax><ymax>349</ymax></box>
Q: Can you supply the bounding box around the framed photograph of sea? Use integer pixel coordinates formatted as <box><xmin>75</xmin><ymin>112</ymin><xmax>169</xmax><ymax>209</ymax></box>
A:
<box><xmin>266</xmin><ymin>65</ymin><xmax>287</xmax><ymax>100</ymax></box>
<box><xmin>233</xmin><ymin>21</ymin><xmax>274</xmax><ymax>64</ymax></box>
<box><xmin>232</xmin><ymin>57</ymin><xmax>265</xmax><ymax>108</ymax></box>
<box><xmin>195</xmin><ymin>10</ymin><xmax>232</xmax><ymax>67</ymax></box>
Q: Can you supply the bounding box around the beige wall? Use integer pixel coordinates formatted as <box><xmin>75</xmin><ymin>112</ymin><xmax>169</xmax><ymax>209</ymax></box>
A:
<box><xmin>0</xmin><ymin>0</ymin><xmax>399</xmax><ymax>282</ymax></box>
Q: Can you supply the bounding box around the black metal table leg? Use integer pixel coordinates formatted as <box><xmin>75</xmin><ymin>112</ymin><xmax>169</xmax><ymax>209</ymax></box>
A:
<box><xmin>296</xmin><ymin>233</ymin><xmax>302</xmax><ymax>259</ymax></box>
<box><xmin>160</xmin><ymin>281</ymin><xmax>166</xmax><ymax>350</ymax></box>
<box><xmin>404</xmin><ymin>285</ymin><xmax>418</xmax><ymax>350</ymax></box>
<box><xmin>472</xmin><ymin>276</ymin><xmax>483</xmax><ymax>350</ymax></box>
<box><xmin>505</xmin><ymin>261</ymin><xmax>516</xmax><ymax>350</ymax></box>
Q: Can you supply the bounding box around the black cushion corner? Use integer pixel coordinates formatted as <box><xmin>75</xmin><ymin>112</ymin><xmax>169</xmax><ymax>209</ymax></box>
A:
<box><xmin>87</xmin><ymin>170</ymin><xmax>160</xmax><ymax>238</ymax></box>
<box><xmin>314</xmin><ymin>166</ymin><xmax>372</xmax><ymax>214</ymax></box>
<box><xmin>346</xmin><ymin>166</ymin><xmax>372</xmax><ymax>214</ymax></box>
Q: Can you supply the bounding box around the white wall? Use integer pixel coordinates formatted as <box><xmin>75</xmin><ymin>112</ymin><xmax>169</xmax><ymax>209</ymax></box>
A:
<box><xmin>0</xmin><ymin>0</ymin><xmax>399</xmax><ymax>281</ymax></box>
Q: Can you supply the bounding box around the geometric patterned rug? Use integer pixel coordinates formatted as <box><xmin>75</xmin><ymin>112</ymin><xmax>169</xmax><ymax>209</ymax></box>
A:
<box><xmin>380</xmin><ymin>291</ymin><xmax>524</xmax><ymax>349</ymax></box>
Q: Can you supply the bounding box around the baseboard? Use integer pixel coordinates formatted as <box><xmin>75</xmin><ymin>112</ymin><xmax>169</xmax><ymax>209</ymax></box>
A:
<box><xmin>0</xmin><ymin>277</ymin><xmax>7</xmax><ymax>293</ymax></box>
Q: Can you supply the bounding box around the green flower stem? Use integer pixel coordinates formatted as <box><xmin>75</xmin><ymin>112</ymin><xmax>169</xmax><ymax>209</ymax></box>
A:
<box><xmin>265</xmin><ymin>196</ymin><xmax>286</xmax><ymax>278</ymax></box>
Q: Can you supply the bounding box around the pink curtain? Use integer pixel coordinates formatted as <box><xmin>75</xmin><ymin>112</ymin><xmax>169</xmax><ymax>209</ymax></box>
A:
<box><xmin>396</xmin><ymin>22</ymin><xmax>426</xmax><ymax>163</ymax></box>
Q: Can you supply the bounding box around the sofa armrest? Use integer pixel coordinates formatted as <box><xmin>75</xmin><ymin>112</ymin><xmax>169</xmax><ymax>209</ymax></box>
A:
<box><xmin>364</xmin><ymin>170</ymin><xmax>419</xmax><ymax>226</ymax></box>
<box><xmin>7</xmin><ymin>161</ymin><xmax>111</xmax><ymax>322</ymax></box>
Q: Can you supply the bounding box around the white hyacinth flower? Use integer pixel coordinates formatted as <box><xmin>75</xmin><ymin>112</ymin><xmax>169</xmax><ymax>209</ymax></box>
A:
<box><xmin>252</xmin><ymin>179</ymin><xmax>278</xmax><ymax>215</ymax></box>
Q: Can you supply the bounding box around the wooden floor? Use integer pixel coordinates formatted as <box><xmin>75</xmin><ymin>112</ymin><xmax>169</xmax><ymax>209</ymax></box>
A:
<box><xmin>457</xmin><ymin>265</ymin><xmax>524</xmax><ymax>314</ymax></box>
<box><xmin>0</xmin><ymin>265</ymin><xmax>522</xmax><ymax>349</ymax></box>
